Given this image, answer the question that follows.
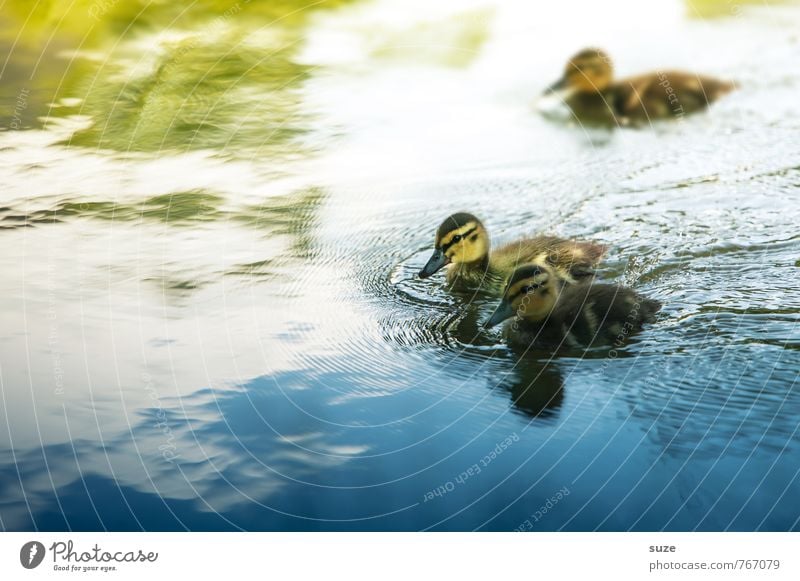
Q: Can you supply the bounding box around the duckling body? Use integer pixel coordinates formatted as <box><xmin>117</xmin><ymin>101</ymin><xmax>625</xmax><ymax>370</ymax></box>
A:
<box><xmin>487</xmin><ymin>263</ymin><xmax>661</xmax><ymax>349</ymax></box>
<box><xmin>505</xmin><ymin>282</ymin><xmax>663</xmax><ymax>349</ymax></box>
<box><xmin>547</xmin><ymin>49</ymin><xmax>735</xmax><ymax>126</ymax></box>
<box><xmin>418</xmin><ymin>213</ymin><xmax>606</xmax><ymax>294</ymax></box>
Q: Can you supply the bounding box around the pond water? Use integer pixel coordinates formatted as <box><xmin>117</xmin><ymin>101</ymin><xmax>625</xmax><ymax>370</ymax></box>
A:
<box><xmin>1</xmin><ymin>0</ymin><xmax>799</xmax><ymax>531</ymax></box>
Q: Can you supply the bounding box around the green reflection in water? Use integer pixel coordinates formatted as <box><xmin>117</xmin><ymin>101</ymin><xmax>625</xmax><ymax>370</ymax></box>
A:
<box><xmin>44</xmin><ymin>191</ymin><xmax>224</xmax><ymax>224</ymax></box>
<box><xmin>3</xmin><ymin>0</ymin><xmax>356</xmax><ymax>155</ymax></box>
<box><xmin>142</xmin><ymin>192</ymin><xmax>224</xmax><ymax>222</ymax></box>
<box><xmin>370</xmin><ymin>8</ymin><xmax>492</xmax><ymax>68</ymax></box>
<box><xmin>685</xmin><ymin>0</ymin><xmax>798</xmax><ymax>18</ymax></box>
<box><xmin>232</xmin><ymin>186</ymin><xmax>324</xmax><ymax>258</ymax></box>
<box><xmin>0</xmin><ymin>185</ymin><xmax>321</xmax><ymax>229</ymax></box>
<box><xmin>64</xmin><ymin>34</ymin><xmax>312</xmax><ymax>154</ymax></box>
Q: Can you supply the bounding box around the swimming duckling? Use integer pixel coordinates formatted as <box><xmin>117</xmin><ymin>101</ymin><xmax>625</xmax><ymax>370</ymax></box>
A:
<box><xmin>418</xmin><ymin>212</ymin><xmax>607</xmax><ymax>293</ymax></box>
<box><xmin>544</xmin><ymin>48</ymin><xmax>735</xmax><ymax>126</ymax></box>
<box><xmin>486</xmin><ymin>263</ymin><xmax>661</xmax><ymax>349</ymax></box>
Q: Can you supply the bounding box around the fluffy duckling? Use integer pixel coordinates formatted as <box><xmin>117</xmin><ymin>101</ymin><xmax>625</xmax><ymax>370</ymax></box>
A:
<box><xmin>418</xmin><ymin>212</ymin><xmax>607</xmax><ymax>293</ymax></box>
<box><xmin>486</xmin><ymin>263</ymin><xmax>661</xmax><ymax>349</ymax></box>
<box><xmin>545</xmin><ymin>48</ymin><xmax>735</xmax><ymax>125</ymax></box>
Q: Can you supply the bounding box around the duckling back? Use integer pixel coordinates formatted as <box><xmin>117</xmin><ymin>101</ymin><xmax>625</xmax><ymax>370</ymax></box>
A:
<box><xmin>549</xmin><ymin>48</ymin><xmax>735</xmax><ymax>125</ymax></box>
<box><xmin>613</xmin><ymin>72</ymin><xmax>735</xmax><ymax>123</ymax></box>
<box><xmin>552</xmin><ymin>283</ymin><xmax>661</xmax><ymax>346</ymax></box>
<box><xmin>491</xmin><ymin>236</ymin><xmax>607</xmax><ymax>285</ymax></box>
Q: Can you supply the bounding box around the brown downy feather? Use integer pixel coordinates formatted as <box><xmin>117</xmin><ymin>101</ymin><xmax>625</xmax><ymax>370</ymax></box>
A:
<box><xmin>494</xmin><ymin>263</ymin><xmax>661</xmax><ymax>350</ymax></box>
<box><xmin>421</xmin><ymin>212</ymin><xmax>607</xmax><ymax>294</ymax></box>
<box><xmin>549</xmin><ymin>48</ymin><xmax>735</xmax><ymax>126</ymax></box>
<box><xmin>613</xmin><ymin>71</ymin><xmax>736</xmax><ymax>124</ymax></box>
<box><xmin>450</xmin><ymin>235</ymin><xmax>607</xmax><ymax>291</ymax></box>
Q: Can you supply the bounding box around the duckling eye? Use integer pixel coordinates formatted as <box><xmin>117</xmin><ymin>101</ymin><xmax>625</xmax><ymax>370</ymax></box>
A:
<box><xmin>452</xmin><ymin>234</ymin><xmax>462</xmax><ymax>243</ymax></box>
<box><xmin>521</xmin><ymin>284</ymin><xmax>540</xmax><ymax>294</ymax></box>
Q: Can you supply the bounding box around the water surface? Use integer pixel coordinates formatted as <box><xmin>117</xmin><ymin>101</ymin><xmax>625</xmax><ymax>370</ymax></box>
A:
<box><xmin>1</xmin><ymin>0</ymin><xmax>799</xmax><ymax>531</ymax></box>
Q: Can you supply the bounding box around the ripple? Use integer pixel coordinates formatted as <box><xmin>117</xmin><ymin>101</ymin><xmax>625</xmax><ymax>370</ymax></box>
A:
<box><xmin>620</xmin><ymin>348</ymin><xmax>800</xmax><ymax>459</ymax></box>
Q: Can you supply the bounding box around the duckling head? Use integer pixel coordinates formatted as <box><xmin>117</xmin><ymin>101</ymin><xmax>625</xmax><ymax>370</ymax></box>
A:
<box><xmin>545</xmin><ymin>48</ymin><xmax>614</xmax><ymax>95</ymax></box>
<box><xmin>418</xmin><ymin>212</ymin><xmax>490</xmax><ymax>278</ymax></box>
<box><xmin>486</xmin><ymin>263</ymin><xmax>561</xmax><ymax>328</ymax></box>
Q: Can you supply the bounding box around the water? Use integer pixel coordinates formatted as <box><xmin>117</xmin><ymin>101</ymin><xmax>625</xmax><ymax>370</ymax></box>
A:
<box><xmin>1</xmin><ymin>0</ymin><xmax>799</xmax><ymax>531</ymax></box>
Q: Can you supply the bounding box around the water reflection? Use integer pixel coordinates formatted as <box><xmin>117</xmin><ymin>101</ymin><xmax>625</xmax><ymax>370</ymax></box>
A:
<box><xmin>379</xmin><ymin>284</ymin><xmax>566</xmax><ymax>418</ymax></box>
<box><xmin>1</xmin><ymin>0</ymin><xmax>800</xmax><ymax>532</ymax></box>
<box><xmin>505</xmin><ymin>359</ymin><xmax>565</xmax><ymax>418</ymax></box>
<box><xmin>686</xmin><ymin>0</ymin><xmax>794</xmax><ymax>18</ymax></box>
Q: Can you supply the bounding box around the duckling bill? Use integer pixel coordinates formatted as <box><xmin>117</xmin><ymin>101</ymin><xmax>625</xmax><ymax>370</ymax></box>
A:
<box><xmin>545</xmin><ymin>48</ymin><xmax>735</xmax><ymax>125</ymax></box>
<box><xmin>419</xmin><ymin>212</ymin><xmax>607</xmax><ymax>293</ymax></box>
<box><xmin>487</xmin><ymin>263</ymin><xmax>661</xmax><ymax>349</ymax></box>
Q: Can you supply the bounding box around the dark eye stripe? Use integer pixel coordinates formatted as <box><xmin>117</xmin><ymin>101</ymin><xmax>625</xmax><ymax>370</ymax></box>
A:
<box><xmin>511</xmin><ymin>283</ymin><xmax>539</xmax><ymax>301</ymax></box>
<box><xmin>441</xmin><ymin>226</ymin><xmax>477</xmax><ymax>253</ymax></box>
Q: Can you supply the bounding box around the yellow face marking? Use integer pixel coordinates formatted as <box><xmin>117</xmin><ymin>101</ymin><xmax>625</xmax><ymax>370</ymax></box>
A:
<box><xmin>506</xmin><ymin>280</ymin><xmax>530</xmax><ymax>300</ymax></box>
<box><xmin>438</xmin><ymin>222</ymin><xmax>488</xmax><ymax>265</ymax></box>
<box><xmin>507</xmin><ymin>274</ymin><xmax>550</xmax><ymax>306</ymax></box>
<box><xmin>438</xmin><ymin>222</ymin><xmax>478</xmax><ymax>248</ymax></box>
<box><xmin>565</xmin><ymin>54</ymin><xmax>613</xmax><ymax>92</ymax></box>
<box><xmin>504</xmin><ymin>264</ymin><xmax>562</xmax><ymax>322</ymax></box>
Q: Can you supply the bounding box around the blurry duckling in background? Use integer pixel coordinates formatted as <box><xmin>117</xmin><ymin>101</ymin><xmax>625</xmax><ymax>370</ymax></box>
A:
<box><xmin>544</xmin><ymin>48</ymin><xmax>735</xmax><ymax>126</ymax></box>
<box><xmin>486</xmin><ymin>262</ymin><xmax>661</xmax><ymax>349</ymax></box>
<box><xmin>418</xmin><ymin>212</ymin><xmax>607</xmax><ymax>293</ymax></box>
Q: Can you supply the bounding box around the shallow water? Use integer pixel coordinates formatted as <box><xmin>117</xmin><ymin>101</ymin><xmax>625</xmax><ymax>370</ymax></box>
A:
<box><xmin>1</xmin><ymin>0</ymin><xmax>799</xmax><ymax>531</ymax></box>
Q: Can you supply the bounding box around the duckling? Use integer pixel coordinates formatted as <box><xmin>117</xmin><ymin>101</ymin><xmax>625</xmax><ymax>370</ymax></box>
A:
<box><xmin>418</xmin><ymin>212</ymin><xmax>607</xmax><ymax>293</ymax></box>
<box><xmin>486</xmin><ymin>262</ymin><xmax>661</xmax><ymax>349</ymax></box>
<box><xmin>544</xmin><ymin>48</ymin><xmax>735</xmax><ymax>126</ymax></box>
